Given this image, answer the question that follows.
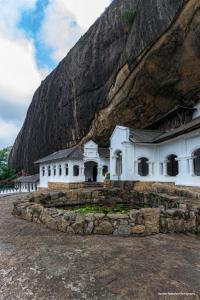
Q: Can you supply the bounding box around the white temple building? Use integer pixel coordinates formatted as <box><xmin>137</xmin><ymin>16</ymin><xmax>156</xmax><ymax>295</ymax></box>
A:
<box><xmin>110</xmin><ymin>104</ymin><xmax>200</xmax><ymax>187</ymax></box>
<box><xmin>15</xmin><ymin>102</ymin><xmax>200</xmax><ymax>191</ymax></box>
<box><xmin>35</xmin><ymin>141</ymin><xmax>110</xmax><ymax>189</ymax></box>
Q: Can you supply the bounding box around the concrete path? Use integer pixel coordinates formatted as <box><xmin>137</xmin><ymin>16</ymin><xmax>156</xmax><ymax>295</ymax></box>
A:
<box><xmin>0</xmin><ymin>195</ymin><xmax>200</xmax><ymax>300</ymax></box>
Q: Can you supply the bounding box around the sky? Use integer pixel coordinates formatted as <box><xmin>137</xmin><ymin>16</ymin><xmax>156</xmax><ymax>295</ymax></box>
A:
<box><xmin>0</xmin><ymin>0</ymin><xmax>111</xmax><ymax>149</ymax></box>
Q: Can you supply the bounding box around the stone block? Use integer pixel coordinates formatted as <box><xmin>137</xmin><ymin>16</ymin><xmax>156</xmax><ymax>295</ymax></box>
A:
<box><xmin>129</xmin><ymin>209</ymin><xmax>139</xmax><ymax>222</ymax></box>
<box><xmin>166</xmin><ymin>218</ymin><xmax>175</xmax><ymax>232</ymax></box>
<box><xmin>63</xmin><ymin>211</ymin><xmax>76</xmax><ymax>223</ymax></box>
<box><xmin>85</xmin><ymin>221</ymin><xmax>94</xmax><ymax>235</ymax></box>
<box><xmin>114</xmin><ymin>225</ymin><xmax>131</xmax><ymax>237</ymax></box>
<box><xmin>45</xmin><ymin>216</ymin><xmax>58</xmax><ymax>231</ymax></box>
<box><xmin>141</xmin><ymin>208</ymin><xmax>160</xmax><ymax>234</ymax></box>
<box><xmin>94</xmin><ymin>221</ymin><xmax>113</xmax><ymax>235</ymax></box>
<box><xmin>57</xmin><ymin>217</ymin><xmax>69</xmax><ymax>232</ymax></box>
<box><xmin>107</xmin><ymin>213</ymin><xmax>128</xmax><ymax>220</ymax></box>
<box><xmin>173</xmin><ymin>219</ymin><xmax>185</xmax><ymax>233</ymax></box>
<box><xmin>131</xmin><ymin>225</ymin><xmax>145</xmax><ymax>235</ymax></box>
<box><xmin>85</xmin><ymin>213</ymin><xmax>95</xmax><ymax>222</ymax></box>
<box><xmin>94</xmin><ymin>213</ymin><xmax>105</xmax><ymax>219</ymax></box>
<box><xmin>72</xmin><ymin>221</ymin><xmax>84</xmax><ymax>235</ymax></box>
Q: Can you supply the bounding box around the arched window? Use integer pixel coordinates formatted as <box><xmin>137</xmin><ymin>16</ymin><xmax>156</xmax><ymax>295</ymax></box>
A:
<box><xmin>48</xmin><ymin>166</ymin><xmax>51</xmax><ymax>176</ymax></box>
<box><xmin>65</xmin><ymin>164</ymin><xmax>69</xmax><ymax>176</ymax></box>
<box><xmin>102</xmin><ymin>165</ymin><xmax>108</xmax><ymax>176</ymax></box>
<box><xmin>167</xmin><ymin>155</ymin><xmax>179</xmax><ymax>176</ymax></box>
<box><xmin>59</xmin><ymin>165</ymin><xmax>62</xmax><ymax>176</ymax></box>
<box><xmin>42</xmin><ymin>166</ymin><xmax>45</xmax><ymax>176</ymax></box>
<box><xmin>138</xmin><ymin>157</ymin><xmax>149</xmax><ymax>176</ymax></box>
<box><xmin>73</xmin><ymin>165</ymin><xmax>79</xmax><ymax>176</ymax></box>
<box><xmin>193</xmin><ymin>149</ymin><xmax>200</xmax><ymax>176</ymax></box>
<box><xmin>53</xmin><ymin>165</ymin><xmax>56</xmax><ymax>176</ymax></box>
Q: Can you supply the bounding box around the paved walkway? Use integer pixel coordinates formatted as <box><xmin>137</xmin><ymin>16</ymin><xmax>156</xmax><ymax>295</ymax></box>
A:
<box><xmin>0</xmin><ymin>195</ymin><xmax>200</xmax><ymax>300</ymax></box>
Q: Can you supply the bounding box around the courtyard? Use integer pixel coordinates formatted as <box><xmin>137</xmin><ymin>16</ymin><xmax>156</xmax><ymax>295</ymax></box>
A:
<box><xmin>0</xmin><ymin>194</ymin><xmax>200</xmax><ymax>300</ymax></box>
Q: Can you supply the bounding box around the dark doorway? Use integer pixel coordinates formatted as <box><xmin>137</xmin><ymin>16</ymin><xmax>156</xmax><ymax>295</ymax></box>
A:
<box><xmin>85</xmin><ymin>161</ymin><xmax>98</xmax><ymax>182</ymax></box>
<box><xmin>93</xmin><ymin>165</ymin><xmax>98</xmax><ymax>182</ymax></box>
<box><xmin>167</xmin><ymin>155</ymin><xmax>179</xmax><ymax>176</ymax></box>
<box><xmin>138</xmin><ymin>157</ymin><xmax>149</xmax><ymax>176</ymax></box>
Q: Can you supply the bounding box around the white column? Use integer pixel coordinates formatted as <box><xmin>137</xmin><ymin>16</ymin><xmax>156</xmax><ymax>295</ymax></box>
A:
<box><xmin>97</xmin><ymin>166</ymin><xmax>103</xmax><ymax>182</ymax></box>
<box><xmin>112</xmin><ymin>155</ymin><xmax>117</xmax><ymax>176</ymax></box>
<box><xmin>163</xmin><ymin>160</ymin><xmax>168</xmax><ymax>176</ymax></box>
<box><xmin>80</xmin><ymin>165</ymin><xmax>85</xmax><ymax>176</ymax></box>
<box><xmin>136</xmin><ymin>160</ymin><xmax>139</xmax><ymax>175</ymax></box>
<box><xmin>148</xmin><ymin>162</ymin><xmax>153</xmax><ymax>176</ymax></box>
<box><xmin>189</xmin><ymin>157</ymin><xmax>195</xmax><ymax>176</ymax></box>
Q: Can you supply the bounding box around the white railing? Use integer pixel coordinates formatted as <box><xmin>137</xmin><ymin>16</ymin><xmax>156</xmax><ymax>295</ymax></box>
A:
<box><xmin>0</xmin><ymin>188</ymin><xmax>20</xmax><ymax>195</ymax></box>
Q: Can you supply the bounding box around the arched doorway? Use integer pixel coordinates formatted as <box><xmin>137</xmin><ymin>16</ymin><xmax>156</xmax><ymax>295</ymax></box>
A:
<box><xmin>138</xmin><ymin>157</ymin><xmax>149</xmax><ymax>176</ymax></box>
<box><xmin>115</xmin><ymin>150</ymin><xmax>122</xmax><ymax>179</ymax></box>
<box><xmin>84</xmin><ymin>161</ymin><xmax>98</xmax><ymax>182</ymax></box>
<box><xmin>193</xmin><ymin>149</ymin><xmax>200</xmax><ymax>176</ymax></box>
<box><xmin>167</xmin><ymin>155</ymin><xmax>179</xmax><ymax>176</ymax></box>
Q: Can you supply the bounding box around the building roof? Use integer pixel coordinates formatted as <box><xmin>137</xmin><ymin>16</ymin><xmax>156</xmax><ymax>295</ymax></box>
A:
<box><xmin>129</xmin><ymin>128</ymin><xmax>164</xmax><ymax>143</ymax></box>
<box><xmin>154</xmin><ymin>115</ymin><xmax>200</xmax><ymax>143</ymax></box>
<box><xmin>145</xmin><ymin>105</ymin><xmax>196</xmax><ymax>129</ymax></box>
<box><xmin>14</xmin><ymin>174</ymin><xmax>39</xmax><ymax>183</ymax></box>
<box><xmin>35</xmin><ymin>145</ymin><xmax>109</xmax><ymax>164</ymax></box>
<box><xmin>129</xmin><ymin>116</ymin><xmax>200</xmax><ymax>144</ymax></box>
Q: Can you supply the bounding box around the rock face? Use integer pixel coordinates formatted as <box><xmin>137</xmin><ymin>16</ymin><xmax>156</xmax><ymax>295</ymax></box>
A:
<box><xmin>9</xmin><ymin>0</ymin><xmax>200</xmax><ymax>173</ymax></box>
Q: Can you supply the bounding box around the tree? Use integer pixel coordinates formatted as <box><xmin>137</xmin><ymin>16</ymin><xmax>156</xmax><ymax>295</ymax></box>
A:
<box><xmin>0</xmin><ymin>147</ymin><xmax>16</xmax><ymax>181</ymax></box>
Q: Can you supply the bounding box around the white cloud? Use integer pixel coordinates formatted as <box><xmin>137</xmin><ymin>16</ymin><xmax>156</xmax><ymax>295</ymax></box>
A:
<box><xmin>61</xmin><ymin>0</ymin><xmax>110</xmax><ymax>31</ymax></box>
<box><xmin>0</xmin><ymin>0</ymin><xmax>37</xmax><ymax>37</ymax></box>
<box><xmin>0</xmin><ymin>35</ymin><xmax>43</xmax><ymax>103</ymax></box>
<box><xmin>39</xmin><ymin>0</ymin><xmax>83</xmax><ymax>62</ymax></box>
<box><xmin>0</xmin><ymin>0</ymin><xmax>46</xmax><ymax>149</ymax></box>
<box><xmin>0</xmin><ymin>119</ymin><xmax>20</xmax><ymax>149</ymax></box>
<box><xmin>39</xmin><ymin>0</ymin><xmax>110</xmax><ymax>62</ymax></box>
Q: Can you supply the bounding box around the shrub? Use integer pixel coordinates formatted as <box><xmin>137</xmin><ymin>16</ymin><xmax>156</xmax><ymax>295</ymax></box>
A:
<box><xmin>122</xmin><ymin>9</ymin><xmax>136</xmax><ymax>32</ymax></box>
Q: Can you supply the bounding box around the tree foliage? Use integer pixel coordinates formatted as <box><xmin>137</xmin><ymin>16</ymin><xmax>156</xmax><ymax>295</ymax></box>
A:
<box><xmin>0</xmin><ymin>147</ymin><xmax>16</xmax><ymax>181</ymax></box>
<box><xmin>122</xmin><ymin>9</ymin><xmax>136</xmax><ymax>32</ymax></box>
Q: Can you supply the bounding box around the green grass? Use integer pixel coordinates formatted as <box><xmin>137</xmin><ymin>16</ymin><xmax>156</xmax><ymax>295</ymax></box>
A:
<box><xmin>65</xmin><ymin>203</ymin><xmax>149</xmax><ymax>215</ymax></box>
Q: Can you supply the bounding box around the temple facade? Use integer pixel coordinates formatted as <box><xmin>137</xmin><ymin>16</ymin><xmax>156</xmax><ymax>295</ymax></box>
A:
<box><xmin>16</xmin><ymin>103</ymin><xmax>200</xmax><ymax>192</ymax></box>
<box><xmin>35</xmin><ymin>141</ymin><xmax>110</xmax><ymax>189</ymax></box>
<box><xmin>110</xmin><ymin>104</ymin><xmax>200</xmax><ymax>187</ymax></box>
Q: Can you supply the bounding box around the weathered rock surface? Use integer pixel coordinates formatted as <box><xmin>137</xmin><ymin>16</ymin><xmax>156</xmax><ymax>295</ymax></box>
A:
<box><xmin>9</xmin><ymin>0</ymin><xmax>200</xmax><ymax>173</ymax></box>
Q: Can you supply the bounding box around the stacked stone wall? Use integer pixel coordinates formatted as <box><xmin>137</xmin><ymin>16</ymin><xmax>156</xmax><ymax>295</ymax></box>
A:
<box><xmin>12</xmin><ymin>188</ymin><xmax>200</xmax><ymax>236</ymax></box>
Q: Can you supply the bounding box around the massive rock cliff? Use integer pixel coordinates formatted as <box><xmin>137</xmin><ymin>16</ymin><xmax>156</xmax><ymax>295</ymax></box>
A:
<box><xmin>9</xmin><ymin>0</ymin><xmax>200</xmax><ymax>173</ymax></box>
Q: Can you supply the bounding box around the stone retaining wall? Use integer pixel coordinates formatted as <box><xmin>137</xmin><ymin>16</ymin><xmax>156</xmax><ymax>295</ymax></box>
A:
<box><xmin>13</xmin><ymin>201</ymin><xmax>200</xmax><ymax>236</ymax></box>
<box><xmin>12</xmin><ymin>187</ymin><xmax>200</xmax><ymax>236</ymax></box>
<box><xmin>13</xmin><ymin>202</ymin><xmax>160</xmax><ymax>237</ymax></box>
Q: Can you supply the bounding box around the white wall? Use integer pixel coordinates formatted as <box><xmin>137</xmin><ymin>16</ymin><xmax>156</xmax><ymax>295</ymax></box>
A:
<box><xmin>110</xmin><ymin>126</ymin><xmax>200</xmax><ymax>187</ymax></box>
<box><xmin>39</xmin><ymin>159</ymin><xmax>85</xmax><ymax>188</ymax></box>
<box><xmin>39</xmin><ymin>142</ymin><xmax>110</xmax><ymax>188</ymax></box>
<box><xmin>110</xmin><ymin>126</ymin><xmax>130</xmax><ymax>180</ymax></box>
